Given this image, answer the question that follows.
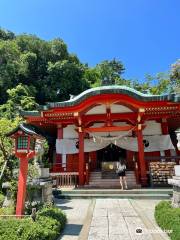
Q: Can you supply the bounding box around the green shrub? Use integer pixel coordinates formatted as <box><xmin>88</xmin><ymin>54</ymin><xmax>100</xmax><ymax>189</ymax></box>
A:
<box><xmin>155</xmin><ymin>201</ymin><xmax>180</xmax><ymax>240</ymax></box>
<box><xmin>25</xmin><ymin>201</ymin><xmax>43</xmax><ymax>215</ymax></box>
<box><xmin>38</xmin><ymin>206</ymin><xmax>67</xmax><ymax>231</ymax></box>
<box><xmin>0</xmin><ymin>206</ymin><xmax>15</xmax><ymax>215</ymax></box>
<box><xmin>0</xmin><ymin>193</ymin><xmax>4</xmax><ymax>207</ymax></box>
<box><xmin>0</xmin><ymin>206</ymin><xmax>66</xmax><ymax>240</ymax></box>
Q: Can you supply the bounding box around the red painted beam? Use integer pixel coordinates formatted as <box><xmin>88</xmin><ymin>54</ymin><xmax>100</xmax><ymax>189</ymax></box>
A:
<box><xmin>84</xmin><ymin>125</ymin><xmax>135</xmax><ymax>133</ymax></box>
<box><xmin>83</xmin><ymin>112</ymin><xmax>137</xmax><ymax>123</ymax></box>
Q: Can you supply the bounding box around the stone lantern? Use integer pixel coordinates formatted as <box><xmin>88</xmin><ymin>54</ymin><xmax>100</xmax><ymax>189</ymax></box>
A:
<box><xmin>7</xmin><ymin>123</ymin><xmax>44</xmax><ymax>216</ymax></box>
<box><xmin>167</xmin><ymin>128</ymin><xmax>180</xmax><ymax>207</ymax></box>
<box><xmin>175</xmin><ymin>128</ymin><xmax>180</xmax><ymax>151</ymax></box>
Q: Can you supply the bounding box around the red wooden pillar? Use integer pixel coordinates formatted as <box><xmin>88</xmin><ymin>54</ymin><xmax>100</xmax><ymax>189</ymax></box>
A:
<box><xmin>85</xmin><ymin>162</ymin><xmax>89</xmax><ymax>185</ymax></box>
<box><xmin>137</xmin><ymin>125</ymin><xmax>148</xmax><ymax>186</ymax></box>
<box><xmin>16</xmin><ymin>157</ymin><xmax>28</xmax><ymax>216</ymax></box>
<box><xmin>161</xmin><ymin>119</ymin><xmax>171</xmax><ymax>157</ymax></box>
<box><xmin>56</xmin><ymin>125</ymin><xmax>63</xmax><ymax>170</ymax></box>
<box><xmin>78</xmin><ymin>130</ymin><xmax>85</xmax><ymax>185</ymax></box>
<box><xmin>134</xmin><ymin>154</ymin><xmax>140</xmax><ymax>184</ymax></box>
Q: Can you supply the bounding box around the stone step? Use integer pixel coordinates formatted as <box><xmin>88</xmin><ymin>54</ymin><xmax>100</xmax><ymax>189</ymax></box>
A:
<box><xmin>89</xmin><ymin>179</ymin><xmax>136</xmax><ymax>184</ymax></box>
<box><xmin>57</xmin><ymin>189</ymin><xmax>172</xmax><ymax>194</ymax></box>
<box><xmin>53</xmin><ymin>192</ymin><xmax>171</xmax><ymax>200</ymax></box>
<box><xmin>89</xmin><ymin>184</ymin><xmax>141</xmax><ymax>189</ymax></box>
<box><xmin>89</xmin><ymin>171</ymin><xmax>137</xmax><ymax>188</ymax></box>
<box><xmin>90</xmin><ymin>175</ymin><xmax>135</xmax><ymax>178</ymax></box>
<box><xmin>89</xmin><ymin>175</ymin><xmax>136</xmax><ymax>178</ymax></box>
<box><xmin>89</xmin><ymin>177</ymin><xmax>136</xmax><ymax>182</ymax></box>
<box><xmin>90</xmin><ymin>172</ymin><xmax>134</xmax><ymax>174</ymax></box>
<box><xmin>89</xmin><ymin>181</ymin><xmax>136</xmax><ymax>184</ymax></box>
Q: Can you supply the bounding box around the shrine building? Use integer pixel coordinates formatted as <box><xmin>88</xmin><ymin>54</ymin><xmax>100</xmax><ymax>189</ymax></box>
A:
<box><xmin>21</xmin><ymin>86</ymin><xmax>180</xmax><ymax>188</ymax></box>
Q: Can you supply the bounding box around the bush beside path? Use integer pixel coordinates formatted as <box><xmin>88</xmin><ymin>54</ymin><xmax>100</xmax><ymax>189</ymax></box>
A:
<box><xmin>155</xmin><ymin>201</ymin><xmax>180</xmax><ymax>240</ymax></box>
<box><xmin>0</xmin><ymin>206</ymin><xmax>66</xmax><ymax>240</ymax></box>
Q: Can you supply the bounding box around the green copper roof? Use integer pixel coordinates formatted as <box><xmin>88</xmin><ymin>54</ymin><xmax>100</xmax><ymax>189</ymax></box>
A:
<box><xmin>41</xmin><ymin>85</ymin><xmax>180</xmax><ymax>110</ymax></box>
<box><xmin>6</xmin><ymin>123</ymin><xmax>43</xmax><ymax>137</ymax></box>
<box><xmin>20</xmin><ymin>111</ymin><xmax>41</xmax><ymax>117</ymax></box>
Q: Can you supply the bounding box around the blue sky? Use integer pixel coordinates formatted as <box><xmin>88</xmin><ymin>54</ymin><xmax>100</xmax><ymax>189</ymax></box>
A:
<box><xmin>0</xmin><ymin>0</ymin><xmax>179</xmax><ymax>82</ymax></box>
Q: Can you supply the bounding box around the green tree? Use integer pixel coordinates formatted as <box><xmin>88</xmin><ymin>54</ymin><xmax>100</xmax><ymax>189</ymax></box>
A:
<box><xmin>0</xmin><ymin>40</ymin><xmax>22</xmax><ymax>103</ymax></box>
<box><xmin>96</xmin><ymin>59</ymin><xmax>125</xmax><ymax>85</ymax></box>
<box><xmin>170</xmin><ymin>59</ymin><xmax>180</xmax><ymax>92</ymax></box>
<box><xmin>0</xmin><ymin>84</ymin><xmax>37</xmax><ymax>119</ymax></box>
<box><xmin>131</xmin><ymin>73</ymin><xmax>170</xmax><ymax>95</ymax></box>
<box><xmin>46</xmin><ymin>60</ymin><xmax>89</xmax><ymax>101</ymax></box>
<box><xmin>0</xmin><ymin>28</ymin><xmax>15</xmax><ymax>40</ymax></box>
<box><xmin>83</xmin><ymin>67</ymin><xmax>101</xmax><ymax>87</ymax></box>
<box><xmin>0</xmin><ymin>117</ymin><xmax>20</xmax><ymax>183</ymax></box>
<box><xmin>84</xmin><ymin>58</ymin><xmax>129</xmax><ymax>87</ymax></box>
<box><xmin>0</xmin><ymin>31</ymin><xmax>90</xmax><ymax>104</ymax></box>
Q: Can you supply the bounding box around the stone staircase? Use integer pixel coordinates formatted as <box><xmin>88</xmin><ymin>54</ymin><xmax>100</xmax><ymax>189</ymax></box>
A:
<box><xmin>87</xmin><ymin>171</ymin><xmax>140</xmax><ymax>189</ymax></box>
<box><xmin>53</xmin><ymin>171</ymin><xmax>173</xmax><ymax>200</ymax></box>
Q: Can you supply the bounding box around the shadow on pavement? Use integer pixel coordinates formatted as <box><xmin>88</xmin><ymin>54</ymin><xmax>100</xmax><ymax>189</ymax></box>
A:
<box><xmin>60</xmin><ymin>224</ymin><xmax>83</xmax><ymax>238</ymax></box>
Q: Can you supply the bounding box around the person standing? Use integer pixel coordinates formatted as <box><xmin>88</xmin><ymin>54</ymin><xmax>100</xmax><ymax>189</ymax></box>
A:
<box><xmin>116</xmin><ymin>159</ymin><xmax>128</xmax><ymax>190</ymax></box>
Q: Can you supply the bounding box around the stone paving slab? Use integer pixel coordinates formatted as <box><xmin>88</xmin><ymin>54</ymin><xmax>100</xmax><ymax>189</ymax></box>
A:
<box><xmin>109</xmin><ymin>234</ymin><xmax>132</xmax><ymax>240</ymax></box>
<box><xmin>93</xmin><ymin>208</ymin><xmax>108</xmax><ymax>217</ymax></box>
<box><xmin>125</xmin><ymin>216</ymin><xmax>153</xmax><ymax>240</ymax></box>
<box><xmin>87</xmin><ymin>199</ymin><xmax>170</xmax><ymax>240</ymax></box>
<box><xmin>55</xmin><ymin>199</ymin><xmax>91</xmax><ymax>240</ymax></box>
<box><xmin>91</xmin><ymin>216</ymin><xmax>108</xmax><ymax>227</ymax></box>
<box><xmin>109</xmin><ymin>224</ymin><xmax>129</xmax><ymax>235</ymax></box>
<box><xmin>55</xmin><ymin>198</ymin><xmax>170</xmax><ymax>240</ymax></box>
<box><xmin>89</xmin><ymin>226</ymin><xmax>108</xmax><ymax>235</ymax></box>
<box><xmin>88</xmin><ymin>234</ymin><xmax>109</xmax><ymax>240</ymax></box>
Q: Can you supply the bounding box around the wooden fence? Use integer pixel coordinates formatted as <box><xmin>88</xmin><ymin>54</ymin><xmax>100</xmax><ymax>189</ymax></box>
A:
<box><xmin>50</xmin><ymin>172</ymin><xmax>79</xmax><ymax>188</ymax></box>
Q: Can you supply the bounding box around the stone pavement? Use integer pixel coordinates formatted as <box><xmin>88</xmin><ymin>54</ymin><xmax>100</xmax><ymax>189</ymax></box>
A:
<box><xmin>55</xmin><ymin>198</ymin><xmax>170</xmax><ymax>240</ymax></box>
<box><xmin>88</xmin><ymin>199</ymin><xmax>170</xmax><ymax>240</ymax></box>
<box><xmin>55</xmin><ymin>198</ymin><xmax>91</xmax><ymax>240</ymax></box>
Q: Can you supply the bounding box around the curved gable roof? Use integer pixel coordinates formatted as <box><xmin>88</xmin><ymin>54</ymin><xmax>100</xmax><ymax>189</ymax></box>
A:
<box><xmin>41</xmin><ymin>85</ymin><xmax>180</xmax><ymax>110</ymax></box>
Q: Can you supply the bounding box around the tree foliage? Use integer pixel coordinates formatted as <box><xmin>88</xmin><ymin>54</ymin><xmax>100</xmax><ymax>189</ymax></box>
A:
<box><xmin>0</xmin><ymin>117</ymin><xmax>21</xmax><ymax>183</ymax></box>
<box><xmin>0</xmin><ymin>32</ymin><xmax>90</xmax><ymax>105</ymax></box>
<box><xmin>0</xmin><ymin>84</ymin><xmax>37</xmax><ymax>119</ymax></box>
<box><xmin>0</xmin><ymin>27</ymin><xmax>173</xmax><ymax>106</ymax></box>
<box><xmin>0</xmin><ymin>28</ymin><xmax>15</xmax><ymax>40</ymax></box>
<box><xmin>170</xmin><ymin>59</ymin><xmax>180</xmax><ymax>92</ymax></box>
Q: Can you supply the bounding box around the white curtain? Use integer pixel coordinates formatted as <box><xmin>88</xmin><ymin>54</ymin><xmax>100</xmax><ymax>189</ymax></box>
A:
<box><xmin>56</xmin><ymin>134</ymin><xmax>175</xmax><ymax>154</ymax></box>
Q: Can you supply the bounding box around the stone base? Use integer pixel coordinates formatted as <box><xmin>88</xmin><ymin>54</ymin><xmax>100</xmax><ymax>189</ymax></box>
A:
<box><xmin>28</xmin><ymin>178</ymin><xmax>53</xmax><ymax>204</ymax></box>
<box><xmin>168</xmin><ymin>176</ymin><xmax>180</xmax><ymax>208</ymax></box>
<box><xmin>2</xmin><ymin>182</ymin><xmax>14</xmax><ymax>207</ymax></box>
<box><xmin>41</xmin><ymin>181</ymin><xmax>53</xmax><ymax>203</ymax></box>
<box><xmin>172</xmin><ymin>186</ymin><xmax>180</xmax><ymax>208</ymax></box>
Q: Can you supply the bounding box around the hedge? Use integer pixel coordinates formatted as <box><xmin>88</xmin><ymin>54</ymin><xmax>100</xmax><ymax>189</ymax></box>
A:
<box><xmin>155</xmin><ymin>201</ymin><xmax>180</xmax><ymax>240</ymax></box>
<box><xmin>0</xmin><ymin>207</ymin><xmax>66</xmax><ymax>240</ymax></box>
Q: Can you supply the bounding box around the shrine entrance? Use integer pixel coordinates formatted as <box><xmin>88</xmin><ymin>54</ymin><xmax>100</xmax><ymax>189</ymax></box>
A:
<box><xmin>96</xmin><ymin>144</ymin><xmax>126</xmax><ymax>178</ymax></box>
<box><xmin>97</xmin><ymin>144</ymin><xmax>126</xmax><ymax>169</ymax></box>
